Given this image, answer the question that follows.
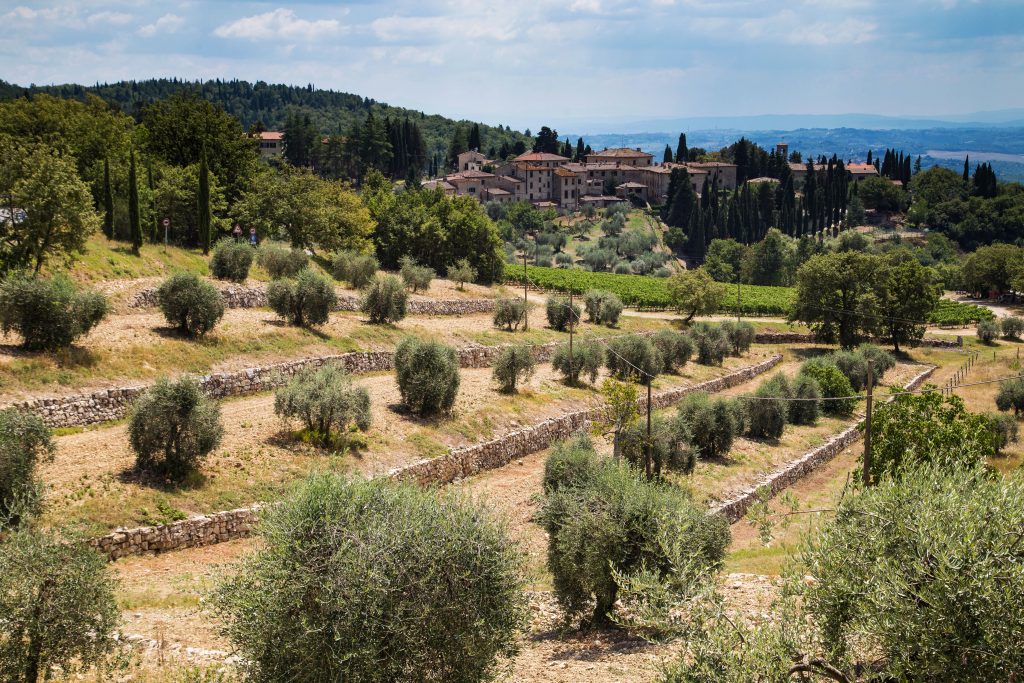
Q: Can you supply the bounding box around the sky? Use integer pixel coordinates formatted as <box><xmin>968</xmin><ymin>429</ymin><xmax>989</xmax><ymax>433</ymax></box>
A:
<box><xmin>1</xmin><ymin>0</ymin><xmax>1023</xmax><ymax>130</ymax></box>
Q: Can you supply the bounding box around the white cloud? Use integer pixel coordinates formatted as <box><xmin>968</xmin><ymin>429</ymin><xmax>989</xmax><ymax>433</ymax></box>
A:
<box><xmin>371</xmin><ymin>14</ymin><xmax>519</xmax><ymax>42</ymax></box>
<box><xmin>138</xmin><ymin>13</ymin><xmax>185</xmax><ymax>37</ymax></box>
<box><xmin>87</xmin><ymin>11</ymin><xmax>134</xmax><ymax>26</ymax></box>
<box><xmin>213</xmin><ymin>8</ymin><xmax>345</xmax><ymax>41</ymax></box>
<box><xmin>2</xmin><ymin>5</ymin><xmax>69</xmax><ymax>22</ymax></box>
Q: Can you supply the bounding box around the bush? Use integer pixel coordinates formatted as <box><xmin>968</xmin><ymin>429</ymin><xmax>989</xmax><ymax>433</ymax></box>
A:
<box><xmin>538</xmin><ymin>458</ymin><xmax>729</xmax><ymax>625</ymax></box>
<box><xmin>720</xmin><ymin>320</ymin><xmax>756</xmax><ymax>355</ymax></box>
<box><xmin>0</xmin><ymin>275</ymin><xmax>107</xmax><ymax>351</ymax></box>
<box><xmin>493</xmin><ymin>297</ymin><xmax>528</xmax><ymax>331</ymax></box>
<box><xmin>857</xmin><ymin>343</ymin><xmax>896</xmax><ymax>378</ymax></box>
<box><xmin>1001</xmin><ymin>316</ymin><xmax>1024</xmax><ymax>340</ymax></box>
<box><xmin>989</xmin><ymin>412</ymin><xmax>1019</xmax><ymax>454</ymax></box>
<box><xmin>801</xmin><ymin>359</ymin><xmax>857</xmax><ymax>417</ymax></box>
<box><xmin>274</xmin><ymin>365</ymin><xmax>370</xmax><ymax>447</ymax></box>
<box><xmin>0</xmin><ymin>526</ymin><xmax>120</xmax><ymax>681</ymax></box>
<box><xmin>543</xmin><ymin>432</ymin><xmax>600</xmax><ymax>493</ymax></box>
<box><xmin>258</xmin><ymin>244</ymin><xmax>308</xmax><ymax>279</ymax></box>
<box><xmin>978</xmin><ymin>318</ymin><xmax>1000</xmax><ymax>344</ymax></box>
<box><xmin>545</xmin><ymin>296</ymin><xmax>580</xmax><ymax>331</ymax></box>
<box><xmin>789</xmin><ymin>374</ymin><xmax>822</xmax><ymax>425</ymax></box>
<box><xmin>359</xmin><ymin>274</ymin><xmax>407</xmax><ymax>324</ymax></box>
<box><xmin>746</xmin><ymin>373</ymin><xmax>791</xmax><ymax>439</ymax></box>
<box><xmin>0</xmin><ymin>408</ymin><xmax>53</xmax><ymax>528</ymax></box>
<box><xmin>995</xmin><ymin>377</ymin><xmax>1024</xmax><ymax>416</ymax></box>
<box><xmin>156</xmin><ymin>272</ymin><xmax>225</xmax><ymax>337</ymax></box>
<box><xmin>128</xmin><ymin>376</ymin><xmax>223</xmax><ymax>479</ymax></box>
<box><xmin>832</xmin><ymin>350</ymin><xmax>870</xmax><ymax>391</ymax></box>
<box><xmin>394</xmin><ymin>337</ymin><xmax>460</xmax><ymax>416</ymax></box>
<box><xmin>267</xmin><ymin>269</ymin><xmax>337</xmax><ymax>327</ymax></box>
<box><xmin>619</xmin><ymin>415</ymin><xmax>695</xmax><ymax>476</ymax></box>
<box><xmin>210</xmin><ymin>239</ymin><xmax>254</xmax><ymax>282</ymax></box>
<box><xmin>447</xmin><ymin>258</ymin><xmax>477</xmax><ymax>289</ymax></box>
<box><xmin>583</xmin><ymin>290</ymin><xmax>624</xmax><ymax>326</ymax></box>
<box><xmin>652</xmin><ymin>330</ymin><xmax>694</xmax><ymax>374</ymax></box>
<box><xmin>676</xmin><ymin>392</ymin><xmax>742</xmax><ymax>459</ymax></box>
<box><xmin>399</xmin><ymin>255</ymin><xmax>434</xmax><ymax>293</ymax></box>
<box><xmin>605</xmin><ymin>335</ymin><xmax>663</xmax><ymax>382</ymax></box>
<box><xmin>332</xmin><ymin>251</ymin><xmax>378</xmax><ymax>289</ymax></box>
<box><xmin>687</xmin><ymin>322</ymin><xmax>731</xmax><ymax>366</ymax></box>
<box><xmin>552</xmin><ymin>338</ymin><xmax>603</xmax><ymax>385</ymax></box>
<box><xmin>213</xmin><ymin>473</ymin><xmax>527</xmax><ymax>683</ymax></box>
<box><xmin>493</xmin><ymin>345</ymin><xmax>536</xmax><ymax>394</ymax></box>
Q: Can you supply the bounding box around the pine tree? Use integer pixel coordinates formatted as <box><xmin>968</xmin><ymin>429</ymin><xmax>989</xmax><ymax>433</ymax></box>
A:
<box><xmin>198</xmin><ymin>146</ymin><xmax>211</xmax><ymax>255</ymax></box>
<box><xmin>102</xmin><ymin>157</ymin><xmax>114</xmax><ymax>239</ymax></box>
<box><xmin>128</xmin><ymin>149</ymin><xmax>142</xmax><ymax>254</ymax></box>
<box><xmin>663</xmin><ymin>145</ymin><xmax>673</xmax><ymax>164</ymax></box>
<box><xmin>675</xmin><ymin>133</ymin><xmax>688</xmax><ymax>164</ymax></box>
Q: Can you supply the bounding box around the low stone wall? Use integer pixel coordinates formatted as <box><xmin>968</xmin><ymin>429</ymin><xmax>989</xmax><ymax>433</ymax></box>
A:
<box><xmin>710</xmin><ymin>365</ymin><xmax>936</xmax><ymax>523</ymax></box>
<box><xmin>129</xmin><ymin>284</ymin><xmax>494</xmax><ymax>316</ymax></box>
<box><xmin>87</xmin><ymin>354</ymin><xmax>782</xmax><ymax>560</ymax></box>
<box><xmin>753</xmin><ymin>331</ymin><xmax>962</xmax><ymax>348</ymax></box>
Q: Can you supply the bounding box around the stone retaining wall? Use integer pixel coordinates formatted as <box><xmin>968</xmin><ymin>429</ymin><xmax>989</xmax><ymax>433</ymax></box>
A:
<box><xmin>753</xmin><ymin>331</ymin><xmax>962</xmax><ymax>348</ymax></box>
<box><xmin>710</xmin><ymin>365</ymin><xmax>936</xmax><ymax>523</ymax></box>
<box><xmin>87</xmin><ymin>354</ymin><xmax>782</xmax><ymax>560</ymax></box>
<box><xmin>129</xmin><ymin>284</ymin><xmax>495</xmax><ymax>316</ymax></box>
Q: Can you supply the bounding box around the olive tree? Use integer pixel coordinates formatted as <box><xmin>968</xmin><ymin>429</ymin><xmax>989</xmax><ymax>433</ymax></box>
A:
<box><xmin>0</xmin><ymin>275</ymin><xmax>107</xmax><ymax>351</ymax></box>
<box><xmin>210</xmin><ymin>239</ymin><xmax>254</xmax><ymax>282</ymax></box>
<box><xmin>545</xmin><ymin>296</ymin><xmax>580</xmax><ymax>332</ymax></box>
<box><xmin>996</xmin><ymin>377</ymin><xmax>1024</xmax><ymax>416</ymax></box>
<box><xmin>686</xmin><ymin>322</ymin><xmax>730</xmax><ymax>366</ymax></box>
<box><xmin>666</xmin><ymin>268</ymin><xmax>726</xmax><ymax>323</ymax></box>
<box><xmin>552</xmin><ymin>338</ymin><xmax>603</xmax><ymax>385</ymax></box>
<box><xmin>618</xmin><ymin>415</ymin><xmax>694</xmax><ymax>477</ymax></box>
<box><xmin>605</xmin><ymin>335</ymin><xmax>663</xmax><ymax>382</ymax></box>
<box><xmin>447</xmin><ymin>258</ymin><xmax>477</xmax><ymax>290</ymax></box>
<box><xmin>676</xmin><ymin>393</ymin><xmax>742</xmax><ymax>460</ymax></box>
<box><xmin>399</xmin><ymin>255</ymin><xmax>434</xmax><ymax>293</ymax></box>
<box><xmin>720</xmin><ymin>320</ymin><xmax>755</xmax><ymax>356</ymax></box>
<box><xmin>156</xmin><ymin>272</ymin><xmax>225</xmax><ymax>337</ymax></box>
<box><xmin>267</xmin><ymin>269</ymin><xmax>337</xmax><ymax>327</ymax></box>
<box><xmin>493</xmin><ymin>297</ymin><xmax>528</xmax><ymax>331</ymax></box>
<box><xmin>128</xmin><ymin>376</ymin><xmax>223</xmax><ymax>479</ymax></box>
<box><xmin>359</xmin><ymin>274</ymin><xmax>407</xmax><ymax>324</ymax></box>
<box><xmin>274</xmin><ymin>365</ymin><xmax>370</xmax><ymax>447</ymax></box>
<box><xmin>257</xmin><ymin>244</ymin><xmax>308</xmax><ymax>279</ymax></box>
<box><xmin>583</xmin><ymin>290</ymin><xmax>624</xmax><ymax>327</ymax></box>
<box><xmin>394</xmin><ymin>337</ymin><xmax>460</xmax><ymax>416</ymax></box>
<box><xmin>0</xmin><ymin>408</ymin><xmax>53</xmax><ymax>529</ymax></box>
<box><xmin>977</xmin><ymin>318</ymin><xmax>1000</xmax><ymax>344</ymax></box>
<box><xmin>212</xmin><ymin>473</ymin><xmax>527</xmax><ymax>683</ymax></box>
<box><xmin>493</xmin><ymin>345</ymin><xmax>536</xmax><ymax>394</ymax></box>
<box><xmin>652</xmin><ymin>330</ymin><xmax>694</xmax><ymax>374</ymax></box>
<box><xmin>746</xmin><ymin>373</ymin><xmax>791</xmax><ymax>440</ymax></box>
<box><xmin>332</xmin><ymin>251</ymin><xmax>379</xmax><ymax>289</ymax></box>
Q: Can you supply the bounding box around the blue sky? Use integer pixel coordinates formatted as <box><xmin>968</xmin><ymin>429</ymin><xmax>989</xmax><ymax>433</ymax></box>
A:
<box><xmin>1</xmin><ymin>0</ymin><xmax>1022</xmax><ymax>129</ymax></box>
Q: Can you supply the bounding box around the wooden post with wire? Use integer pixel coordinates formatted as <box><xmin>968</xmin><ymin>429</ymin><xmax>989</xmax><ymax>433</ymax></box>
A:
<box><xmin>522</xmin><ymin>251</ymin><xmax>529</xmax><ymax>332</ymax></box>
<box><xmin>646</xmin><ymin>374</ymin><xmax>653</xmax><ymax>479</ymax></box>
<box><xmin>736</xmin><ymin>281</ymin><xmax>741</xmax><ymax>324</ymax></box>
<box><xmin>863</xmin><ymin>363</ymin><xmax>874</xmax><ymax>487</ymax></box>
<box><xmin>568</xmin><ymin>290</ymin><xmax>574</xmax><ymax>378</ymax></box>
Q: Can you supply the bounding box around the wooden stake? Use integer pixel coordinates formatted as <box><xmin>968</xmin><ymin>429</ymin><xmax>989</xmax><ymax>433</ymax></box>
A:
<box><xmin>863</xmin><ymin>363</ymin><xmax>874</xmax><ymax>487</ymax></box>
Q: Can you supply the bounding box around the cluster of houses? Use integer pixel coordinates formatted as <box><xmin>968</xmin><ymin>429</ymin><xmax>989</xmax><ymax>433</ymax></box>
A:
<box><xmin>423</xmin><ymin>147</ymin><xmax>739</xmax><ymax>212</ymax></box>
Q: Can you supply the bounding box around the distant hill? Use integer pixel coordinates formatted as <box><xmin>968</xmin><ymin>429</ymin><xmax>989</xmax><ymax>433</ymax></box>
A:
<box><xmin>0</xmin><ymin>78</ymin><xmax>532</xmax><ymax>160</ymax></box>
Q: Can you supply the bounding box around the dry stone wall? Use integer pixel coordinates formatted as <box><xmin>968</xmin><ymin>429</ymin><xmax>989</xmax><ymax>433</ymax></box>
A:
<box><xmin>87</xmin><ymin>354</ymin><xmax>782</xmax><ymax>560</ymax></box>
<box><xmin>130</xmin><ymin>284</ymin><xmax>494</xmax><ymax>316</ymax></box>
<box><xmin>754</xmin><ymin>331</ymin><xmax>962</xmax><ymax>348</ymax></box>
<box><xmin>710</xmin><ymin>365</ymin><xmax>936</xmax><ymax>523</ymax></box>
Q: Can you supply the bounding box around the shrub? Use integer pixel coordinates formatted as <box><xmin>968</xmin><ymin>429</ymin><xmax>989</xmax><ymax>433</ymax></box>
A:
<box><xmin>447</xmin><ymin>258</ymin><xmax>477</xmax><ymax>289</ymax></box>
<box><xmin>995</xmin><ymin>377</ymin><xmax>1024</xmax><ymax>416</ymax></box>
<box><xmin>676</xmin><ymin>392</ymin><xmax>742</xmax><ymax>460</ymax></box>
<box><xmin>493</xmin><ymin>297</ymin><xmax>528</xmax><ymax>331</ymax></box>
<box><xmin>332</xmin><ymin>251</ymin><xmax>378</xmax><ymax>289</ymax></box>
<box><xmin>583</xmin><ymin>290</ymin><xmax>624</xmax><ymax>327</ymax></box>
<box><xmin>258</xmin><ymin>244</ymin><xmax>308</xmax><ymax>279</ymax></box>
<box><xmin>274</xmin><ymin>365</ymin><xmax>370</xmax><ymax>447</ymax></box>
<box><xmin>493</xmin><ymin>345</ymin><xmax>536</xmax><ymax>394</ymax></box>
<box><xmin>832</xmin><ymin>350</ymin><xmax>870</xmax><ymax>391</ymax></box>
<box><xmin>0</xmin><ymin>408</ymin><xmax>53</xmax><ymax>528</ymax></box>
<box><xmin>156</xmin><ymin>272</ymin><xmax>225</xmax><ymax>337</ymax></box>
<box><xmin>0</xmin><ymin>526</ymin><xmax>120</xmax><ymax>681</ymax></box>
<box><xmin>720</xmin><ymin>320</ymin><xmax>756</xmax><ymax>355</ymax></box>
<box><xmin>977</xmin><ymin>318</ymin><xmax>1000</xmax><ymax>344</ymax></box>
<box><xmin>128</xmin><ymin>376</ymin><xmax>223</xmax><ymax>479</ymax></box>
<box><xmin>545</xmin><ymin>296</ymin><xmax>580</xmax><ymax>331</ymax></box>
<box><xmin>801</xmin><ymin>359</ymin><xmax>857</xmax><ymax>417</ymax></box>
<box><xmin>399</xmin><ymin>256</ymin><xmax>434</xmax><ymax>293</ymax></box>
<box><xmin>210</xmin><ymin>239</ymin><xmax>254</xmax><ymax>282</ymax></box>
<box><xmin>789</xmin><ymin>374</ymin><xmax>822</xmax><ymax>425</ymax></box>
<box><xmin>613</xmin><ymin>261</ymin><xmax>631</xmax><ymax>275</ymax></box>
<box><xmin>538</xmin><ymin>458</ymin><xmax>729</xmax><ymax>625</ymax></box>
<box><xmin>857</xmin><ymin>343</ymin><xmax>897</xmax><ymax>378</ymax></box>
<box><xmin>605</xmin><ymin>335</ymin><xmax>663</xmax><ymax>382</ymax></box>
<box><xmin>619</xmin><ymin>415</ymin><xmax>695</xmax><ymax>476</ymax></box>
<box><xmin>988</xmin><ymin>412</ymin><xmax>1019</xmax><ymax>454</ymax></box>
<box><xmin>554</xmin><ymin>252</ymin><xmax>573</xmax><ymax>268</ymax></box>
<box><xmin>746</xmin><ymin>373</ymin><xmax>791</xmax><ymax>439</ymax></box>
<box><xmin>687</xmin><ymin>322</ymin><xmax>731</xmax><ymax>366</ymax></box>
<box><xmin>394</xmin><ymin>337</ymin><xmax>460</xmax><ymax>416</ymax></box>
<box><xmin>213</xmin><ymin>473</ymin><xmax>527</xmax><ymax>683</ymax></box>
<box><xmin>267</xmin><ymin>269</ymin><xmax>337</xmax><ymax>327</ymax></box>
<box><xmin>543</xmin><ymin>432</ymin><xmax>600</xmax><ymax>493</ymax></box>
<box><xmin>552</xmin><ymin>338</ymin><xmax>603</xmax><ymax>385</ymax></box>
<box><xmin>652</xmin><ymin>329</ymin><xmax>694</xmax><ymax>373</ymax></box>
<box><xmin>0</xmin><ymin>275</ymin><xmax>107</xmax><ymax>351</ymax></box>
<box><xmin>1001</xmin><ymin>315</ymin><xmax>1024</xmax><ymax>340</ymax></box>
<box><xmin>359</xmin><ymin>274</ymin><xmax>407</xmax><ymax>324</ymax></box>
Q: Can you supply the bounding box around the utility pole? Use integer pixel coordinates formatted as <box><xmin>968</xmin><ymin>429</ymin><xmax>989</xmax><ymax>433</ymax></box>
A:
<box><xmin>568</xmin><ymin>290</ymin><xmax>574</xmax><ymax>378</ymax></box>
<box><xmin>737</xmin><ymin>280</ymin><xmax>741</xmax><ymax>323</ymax></box>
<box><xmin>646</xmin><ymin>374</ymin><xmax>653</xmax><ymax>479</ymax></box>
<box><xmin>863</xmin><ymin>363</ymin><xmax>874</xmax><ymax>487</ymax></box>
<box><xmin>522</xmin><ymin>250</ymin><xmax>529</xmax><ymax>332</ymax></box>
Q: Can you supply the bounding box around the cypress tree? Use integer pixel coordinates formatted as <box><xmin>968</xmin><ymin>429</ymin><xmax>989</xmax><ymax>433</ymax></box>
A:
<box><xmin>663</xmin><ymin>144</ymin><xmax>673</xmax><ymax>164</ymax></box>
<box><xmin>866</xmin><ymin>149</ymin><xmax>872</xmax><ymax>165</ymax></box>
<box><xmin>128</xmin><ymin>149</ymin><xmax>142</xmax><ymax>254</ymax></box>
<box><xmin>102</xmin><ymin>157</ymin><xmax>114</xmax><ymax>239</ymax></box>
<box><xmin>963</xmin><ymin>155</ymin><xmax>970</xmax><ymax>182</ymax></box>
<box><xmin>147</xmin><ymin>162</ymin><xmax>158</xmax><ymax>243</ymax></box>
<box><xmin>198</xmin><ymin>146</ymin><xmax>211</xmax><ymax>255</ymax></box>
<box><xmin>666</xmin><ymin>168</ymin><xmax>695</xmax><ymax>230</ymax></box>
<box><xmin>468</xmin><ymin>123</ymin><xmax>481</xmax><ymax>151</ymax></box>
<box><xmin>914</xmin><ymin>155</ymin><xmax>922</xmax><ymax>175</ymax></box>
<box><xmin>675</xmin><ymin>133</ymin><xmax>688</xmax><ymax>163</ymax></box>
<box><xmin>576</xmin><ymin>137</ymin><xmax>585</xmax><ymax>161</ymax></box>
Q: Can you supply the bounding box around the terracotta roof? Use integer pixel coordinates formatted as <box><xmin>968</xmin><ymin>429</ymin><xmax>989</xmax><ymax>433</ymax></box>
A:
<box><xmin>513</xmin><ymin>151</ymin><xmax>569</xmax><ymax>162</ymax></box>
<box><xmin>486</xmin><ymin>188</ymin><xmax>511</xmax><ymax>195</ymax></box>
<box><xmin>580</xmin><ymin>195</ymin><xmax>625</xmax><ymax>203</ymax></box>
<box><xmin>258</xmin><ymin>131</ymin><xmax>284</xmax><ymax>141</ymax></box>
<box><xmin>788</xmin><ymin>162</ymin><xmax>808</xmax><ymax>172</ymax></box>
<box><xmin>589</xmin><ymin>147</ymin><xmax>653</xmax><ymax>158</ymax></box>
<box><xmin>562</xmin><ymin>163</ymin><xmax>588</xmax><ymax>173</ymax></box>
<box><xmin>554</xmin><ymin>167</ymin><xmax>579</xmax><ymax>177</ymax></box>
<box><xmin>582</xmin><ymin>163</ymin><xmax>622</xmax><ymax>171</ymax></box>
<box><xmin>421</xmin><ymin>180</ymin><xmax>454</xmax><ymax>191</ymax></box>
<box><xmin>847</xmin><ymin>163</ymin><xmax>878</xmax><ymax>174</ymax></box>
<box><xmin>447</xmin><ymin>170</ymin><xmax>494</xmax><ymax>180</ymax></box>
<box><xmin>617</xmin><ymin>182</ymin><xmax>646</xmax><ymax>188</ymax></box>
<box><xmin>641</xmin><ymin>166</ymin><xmax>672</xmax><ymax>175</ymax></box>
<box><xmin>519</xmin><ymin>164</ymin><xmax>552</xmax><ymax>172</ymax></box>
<box><xmin>495</xmin><ymin>175</ymin><xmax>523</xmax><ymax>184</ymax></box>
<box><xmin>686</xmin><ymin>161</ymin><xmax>736</xmax><ymax>169</ymax></box>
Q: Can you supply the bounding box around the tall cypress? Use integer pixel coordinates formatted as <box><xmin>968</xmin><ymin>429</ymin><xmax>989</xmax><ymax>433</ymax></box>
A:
<box><xmin>102</xmin><ymin>157</ymin><xmax>114</xmax><ymax>239</ymax></box>
<box><xmin>198</xmin><ymin>146</ymin><xmax>211</xmax><ymax>255</ymax></box>
<box><xmin>963</xmin><ymin>155</ymin><xmax>970</xmax><ymax>182</ymax></box>
<box><xmin>576</xmin><ymin>137</ymin><xmax>585</xmax><ymax>161</ymax></box>
<box><xmin>675</xmin><ymin>133</ymin><xmax>688</xmax><ymax>164</ymax></box>
<box><xmin>468</xmin><ymin>123</ymin><xmax>481</xmax><ymax>151</ymax></box>
<box><xmin>128</xmin><ymin>149</ymin><xmax>142</xmax><ymax>255</ymax></box>
<box><xmin>663</xmin><ymin>145</ymin><xmax>673</xmax><ymax>164</ymax></box>
<box><xmin>147</xmin><ymin>163</ymin><xmax>158</xmax><ymax>243</ymax></box>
